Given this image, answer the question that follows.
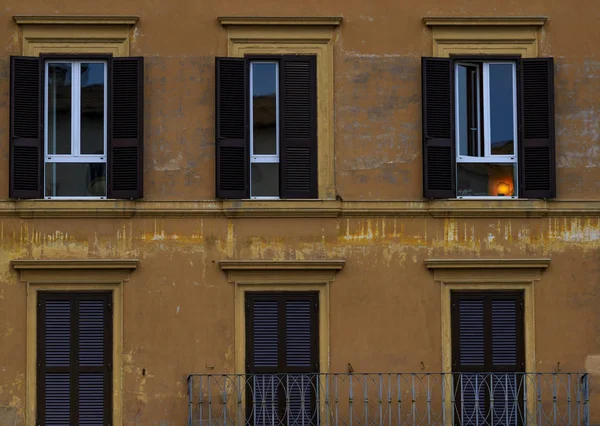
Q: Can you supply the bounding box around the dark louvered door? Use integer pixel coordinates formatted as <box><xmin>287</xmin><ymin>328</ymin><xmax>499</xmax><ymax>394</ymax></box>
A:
<box><xmin>280</xmin><ymin>55</ymin><xmax>318</xmax><ymax>199</ymax></box>
<box><xmin>421</xmin><ymin>57</ymin><xmax>455</xmax><ymax>198</ymax></box>
<box><xmin>10</xmin><ymin>56</ymin><xmax>43</xmax><ymax>199</ymax></box>
<box><xmin>452</xmin><ymin>292</ymin><xmax>524</xmax><ymax>426</ymax></box>
<box><xmin>216</xmin><ymin>57</ymin><xmax>248</xmax><ymax>198</ymax></box>
<box><xmin>109</xmin><ymin>57</ymin><xmax>144</xmax><ymax>199</ymax></box>
<box><xmin>246</xmin><ymin>292</ymin><xmax>319</xmax><ymax>426</ymax></box>
<box><xmin>38</xmin><ymin>292</ymin><xmax>112</xmax><ymax>426</ymax></box>
<box><xmin>519</xmin><ymin>58</ymin><xmax>556</xmax><ymax>199</ymax></box>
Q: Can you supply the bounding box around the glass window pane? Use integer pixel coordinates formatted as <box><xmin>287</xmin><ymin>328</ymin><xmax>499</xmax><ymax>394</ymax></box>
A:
<box><xmin>457</xmin><ymin>65</ymin><xmax>469</xmax><ymax>156</ymax></box>
<box><xmin>80</xmin><ymin>63</ymin><xmax>105</xmax><ymax>155</ymax></box>
<box><xmin>47</xmin><ymin>63</ymin><xmax>72</xmax><ymax>155</ymax></box>
<box><xmin>45</xmin><ymin>163</ymin><xmax>107</xmax><ymax>197</ymax></box>
<box><xmin>252</xmin><ymin>62</ymin><xmax>277</xmax><ymax>155</ymax></box>
<box><xmin>457</xmin><ymin>163</ymin><xmax>516</xmax><ymax>197</ymax></box>
<box><xmin>489</xmin><ymin>64</ymin><xmax>515</xmax><ymax>155</ymax></box>
<box><xmin>251</xmin><ymin>163</ymin><xmax>279</xmax><ymax>197</ymax></box>
<box><xmin>457</xmin><ymin>64</ymin><xmax>479</xmax><ymax>157</ymax></box>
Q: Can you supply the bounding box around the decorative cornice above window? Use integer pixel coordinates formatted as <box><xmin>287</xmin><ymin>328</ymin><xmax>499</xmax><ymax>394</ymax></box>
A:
<box><xmin>423</xmin><ymin>16</ymin><xmax>546</xmax><ymax>58</ymax></box>
<box><xmin>12</xmin><ymin>259</ymin><xmax>139</xmax><ymax>271</ymax></box>
<box><xmin>423</xmin><ymin>16</ymin><xmax>546</xmax><ymax>27</ymax></box>
<box><xmin>425</xmin><ymin>258</ymin><xmax>550</xmax><ymax>283</ymax></box>
<box><xmin>13</xmin><ymin>15</ymin><xmax>138</xmax><ymax>25</ymax></box>
<box><xmin>219</xmin><ymin>259</ymin><xmax>345</xmax><ymax>284</ymax></box>
<box><xmin>219</xmin><ymin>260</ymin><xmax>345</xmax><ymax>271</ymax></box>
<box><xmin>425</xmin><ymin>258</ymin><xmax>550</xmax><ymax>270</ymax></box>
<box><xmin>13</xmin><ymin>15</ymin><xmax>137</xmax><ymax>57</ymax></box>
<box><xmin>218</xmin><ymin>16</ymin><xmax>342</xmax><ymax>27</ymax></box>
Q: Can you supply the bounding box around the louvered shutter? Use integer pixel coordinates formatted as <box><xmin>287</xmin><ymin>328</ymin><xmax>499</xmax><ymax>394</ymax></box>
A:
<box><xmin>519</xmin><ymin>58</ymin><xmax>556</xmax><ymax>199</ymax></box>
<box><xmin>453</xmin><ymin>297</ymin><xmax>485</xmax><ymax>372</ymax></box>
<box><xmin>216</xmin><ymin>57</ymin><xmax>248</xmax><ymax>199</ymax></box>
<box><xmin>248</xmin><ymin>300</ymin><xmax>280</xmax><ymax>371</ymax></box>
<box><xmin>452</xmin><ymin>293</ymin><xmax>524</xmax><ymax>426</ymax></box>
<box><xmin>452</xmin><ymin>296</ymin><xmax>486</xmax><ymax>425</ymax></box>
<box><xmin>490</xmin><ymin>296</ymin><xmax>522</xmax><ymax>425</ymax></box>
<box><xmin>246</xmin><ymin>293</ymin><xmax>319</xmax><ymax>426</ymax></box>
<box><xmin>38</xmin><ymin>298</ymin><xmax>71</xmax><ymax>425</ymax></box>
<box><xmin>78</xmin><ymin>298</ymin><xmax>112</xmax><ymax>425</ymax></box>
<box><xmin>109</xmin><ymin>57</ymin><xmax>144</xmax><ymax>199</ymax></box>
<box><xmin>285</xmin><ymin>298</ymin><xmax>318</xmax><ymax>425</ymax></box>
<box><xmin>422</xmin><ymin>57</ymin><xmax>455</xmax><ymax>198</ymax></box>
<box><xmin>10</xmin><ymin>56</ymin><xmax>43</xmax><ymax>199</ymax></box>
<box><xmin>38</xmin><ymin>293</ymin><xmax>112</xmax><ymax>426</ymax></box>
<box><xmin>280</xmin><ymin>55</ymin><xmax>318</xmax><ymax>199</ymax></box>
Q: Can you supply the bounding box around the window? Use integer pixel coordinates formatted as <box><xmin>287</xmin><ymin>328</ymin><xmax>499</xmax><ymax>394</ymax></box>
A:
<box><xmin>37</xmin><ymin>292</ymin><xmax>112</xmax><ymax>425</ymax></box>
<box><xmin>10</xmin><ymin>55</ymin><xmax>144</xmax><ymax>199</ymax></box>
<box><xmin>250</xmin><ymin>61</ymin><xmax>280</xmax><ymax>198</ymax></box>
<box><xmin>455</xmin><ymin>61</ymin><xmax>517</xmax><ymax>198</ymax></box>
<box><xmin>245</xmin><ymin>292</ymin><xmax>319</xmax><ymax>426</ymax></box>
<box><xmin>451</xmin><ymin>291</ymin><xmax>524</xmax><ymax>425</ymax></box>
<box><xmin>45</xmin><ymin>60</ymin><xmax>108</xmax><ymax>198</ymax></box>
<box><xmin>422</xmin><ymin>57</ymin><xmax>556</xmax><ymax>199</ymax></box>
<box><xmin>215</xmin><ymin>55</ymin><xmax>318</xmax><ymax>200</ymax></box>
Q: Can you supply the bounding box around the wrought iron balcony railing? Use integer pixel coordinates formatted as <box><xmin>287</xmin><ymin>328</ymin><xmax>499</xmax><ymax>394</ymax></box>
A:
<box><xmin>187</xmin><ymin>373</ymin><xmax>589</xmax><ymax>426</ymax></box>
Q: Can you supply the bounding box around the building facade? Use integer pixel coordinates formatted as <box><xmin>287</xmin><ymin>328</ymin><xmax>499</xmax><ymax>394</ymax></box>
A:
<box><xmin>0</xmin><ymin>1</ymin><xmax>599</xmax><ymax>425</ymax></box>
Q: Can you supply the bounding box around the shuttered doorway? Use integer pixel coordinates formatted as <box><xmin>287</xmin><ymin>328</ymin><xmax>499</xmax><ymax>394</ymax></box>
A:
<box><xmin>37</xmin><ymin>292</ymin><xmax>112</xmax><ymax>426</ymax></box>
<box><xmin>245</xmin><ymin>292</ymin><xmax>319</xmax><ymax>426</ymax></box>
<box><xmin>451</xmin><ymin>291</ymin><xmax>525</xmax><ymax>426</ymax></box>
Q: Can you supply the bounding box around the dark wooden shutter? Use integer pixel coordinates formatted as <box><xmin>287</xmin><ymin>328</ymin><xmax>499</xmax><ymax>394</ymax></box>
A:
<box><xmin>109</xmin><ymin>57</ymin><xmax>144</xmax><ymax>199</ymax></box>
<box><xmin>10</xmin><ymin>56</ymin><xmax>43</xmax><ymax>199</ymax></box>
<box><xmin>246</xmin><ymin>293</ymin><xmax>319</xmax><ymax>426</ymax></box>
<box><xmin>452</xmin><ymin>292</ymin><xmax>524</xmax><ymax>425</ymax></box>
<box><xmin>422</xmin><ymin>57</ymin><xmax>455</xmax><ymax>198</ymax></box>
<box><xmin>519</xmin><ymin>58</ymin><xmax>556</xmax><ymax>199</ymax></box>
<box><xmin>246</xmin><ymin>292</ymin><xmax>319</xmax><ymax>374</ymax></box>
<box><xmin>37</xmin><ymin>293</ymin><xmax>112</xmax><ymax>426</ymax></box>
<box><xmin>216</xmin><ymin>57</ymin><xmax>248</xmax><ymax>199</ymax></box>
<box><xmin>280</xmin><ymin>55</ymin><xmax>318</xmax><ymax>199</ymax></box>
<box><xmin>452</xmin><ymin>292</ymin><xmax>524</xmax><ymax>372</ymax></box>
<box><xmin>452</xmin><ymin>296</ymin><xmax>485</xmax><ymax>372</ymax></box>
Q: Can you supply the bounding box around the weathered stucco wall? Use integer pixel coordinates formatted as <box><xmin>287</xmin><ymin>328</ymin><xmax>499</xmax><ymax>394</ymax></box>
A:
<box><xmin>1</xmin><ymin>0</ymin><xmax>600</xmax><ymax>200</ymax></box>
<box><xmin>0</xmin><ymin>217</ymin><xmax>599</xmax><ymax>423</ymax></box>
<box><xmin>0</xmin><ymin>0</ymin><xmax>600</xmax><ymax>424</ymax></box>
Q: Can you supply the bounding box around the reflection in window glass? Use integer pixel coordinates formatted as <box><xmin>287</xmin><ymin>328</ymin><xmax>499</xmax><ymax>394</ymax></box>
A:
<box><xmin>80</xmin><ymin>63</ymin><xmax>105</xmax><ymax>155</ymax></box>
<box><xmin>45</xmin><ymin>163</ymin><xmax>107</xmax><ymax>197</ymax></box>
<box><xmin>47</xmin><ymin>63</ymin><xmax>72</xmax><ymax>155</ymax></box>
<box><xmin>251</xmin><ymin>163</ymin><xmax>279</xmax><ymax>197</ymax></box>
<box><xmin>457</xmin><ymin>64</ymin><xmax>479</xmax><ymax>157</ymax></box>
<box><xmin>252</xmin><ymin>63</ymin><xmax>278</xmax><ymax>155</ymax></box>
<box><xmin>457</xmin><ymin>66</ymin><xmax>468</xmax><ymax>156</ymax></box>
<box><xmin>457</xmin><ymin>163</ymin><xmax>516</xmax><ymax>197</ymax></box>
<box><xmin>489</xmin><ymin>64</ymin><xmax>515</xmax><ymax>155</ymax></box>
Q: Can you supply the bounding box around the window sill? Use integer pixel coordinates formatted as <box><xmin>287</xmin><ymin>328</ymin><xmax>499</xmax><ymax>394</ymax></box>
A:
<box><xmin>2</xmin><ymin>199</ymin><xmax>600</xmax><ymax>219</ymax></box>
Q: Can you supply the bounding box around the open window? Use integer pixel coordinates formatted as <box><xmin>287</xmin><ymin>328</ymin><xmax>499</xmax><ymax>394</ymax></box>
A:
<box><xmin>422</xmin><ymin>56</ymin><xmax>556</xmax><ymax>199</ymax></box>
<box><xmin>455</xmin><ymin>60</ymin><xmax>518</xmax><ymax>198</ymax></box>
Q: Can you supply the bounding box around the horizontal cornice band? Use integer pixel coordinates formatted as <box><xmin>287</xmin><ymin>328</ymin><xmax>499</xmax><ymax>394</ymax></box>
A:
<box><xmin>1</xmin><ymin>199</ymin><xmax>600</xmax><ymax>219</ymax></box>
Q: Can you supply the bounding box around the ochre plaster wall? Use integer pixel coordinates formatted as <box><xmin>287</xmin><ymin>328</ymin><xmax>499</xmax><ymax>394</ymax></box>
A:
<box><xmin>0</xmin><ymin>0</ymin><xmax>599</xmax><ymax>200</ymax></box>
<box><xmin>0</xmin><ymin>217</ymin><xmax>599</xmax><ymax>423</ymax></box>
<box><xmin>0</xmin><ymin>0</ymin><xmax>600</xmax><ymax>424</ymax></box>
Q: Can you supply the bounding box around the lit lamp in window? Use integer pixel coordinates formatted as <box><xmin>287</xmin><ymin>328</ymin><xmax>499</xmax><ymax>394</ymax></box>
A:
<box><xmin>497</xmin><ymin>182</ymin><xmax>510</xmax><ymax>196</ymax></box>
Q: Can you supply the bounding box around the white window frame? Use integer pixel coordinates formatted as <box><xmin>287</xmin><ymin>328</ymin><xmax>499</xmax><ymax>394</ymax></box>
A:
<box><xmin>249</xmin><ymin>61</ymin><xmax>279</xmax><ymax>200</ymax></box>
<box><xmin>455</xmin><ymin>61</ymin><xmax>518</xmax><ymax>199</ymax></box>
<box><xmin>44</xmin><ymin>59</ymin><xmax>108</xmax><ymax>200</ymax></box>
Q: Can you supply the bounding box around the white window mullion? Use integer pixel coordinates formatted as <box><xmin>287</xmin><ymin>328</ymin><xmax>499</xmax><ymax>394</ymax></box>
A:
<box><xmin>482</xmin><ymin>62</ymin><xmax>491</xmax><ymax>158</ymax></box>
<box><xmin>103</xmin><ymin>62</ymin><xmax>108</xmax><ymax>161</ymax></box>
<box><xmin>72</xmin><ymin>61</ymin><xmax>81</xmax><ymax>158</ymax></box>
<box><xmin>275</xmin><ymin>62</ymin><xmax>280</xmax><ymax>160</ymax></box>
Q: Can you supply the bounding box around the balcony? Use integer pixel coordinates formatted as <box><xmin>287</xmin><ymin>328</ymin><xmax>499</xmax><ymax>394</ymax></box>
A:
<box><xmin>187</xmin><ymin>373</ymin><xmax>588</xmax><ymax>426</ymax></box>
